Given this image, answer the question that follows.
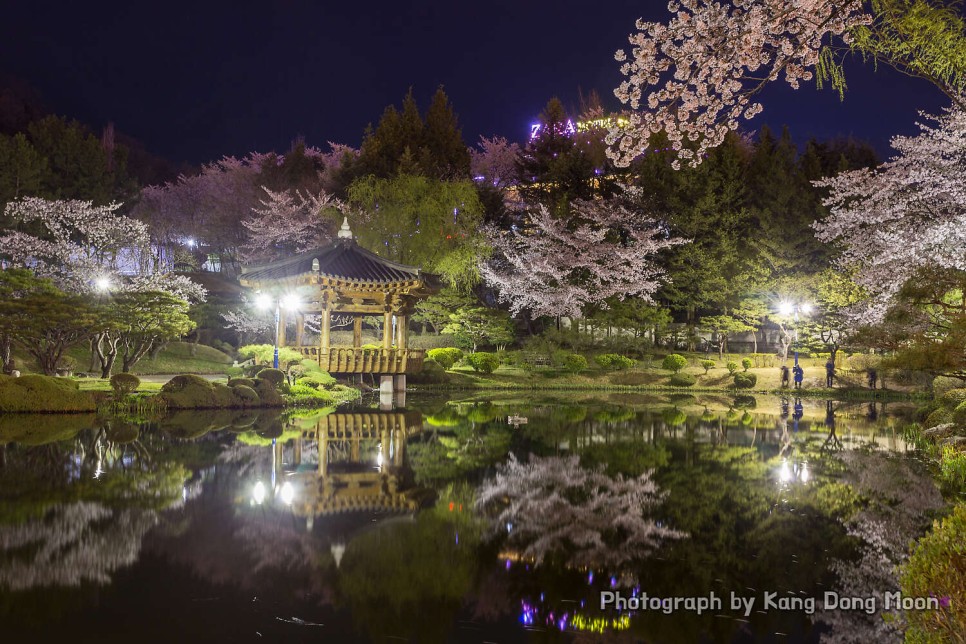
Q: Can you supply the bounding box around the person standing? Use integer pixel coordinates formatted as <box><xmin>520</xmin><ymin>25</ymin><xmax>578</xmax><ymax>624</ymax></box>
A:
<box><xmin>867</xmin><ymin>367</ymin><xmax>878</xmax><ymax>390</ymax></box>
<box><xmin>825</xmin><ymin>358</ymin><xmax>835</xmax><ymax>387</ymax></box>
<box><xmin>780</xmin><ymin>364</ymin><xmax>790</xmax><ymax>388</ymax></box>
<box><xmin>793</xmin><ymin>364</ymin><xmax>804</xmax><ymax>390</ymax></box>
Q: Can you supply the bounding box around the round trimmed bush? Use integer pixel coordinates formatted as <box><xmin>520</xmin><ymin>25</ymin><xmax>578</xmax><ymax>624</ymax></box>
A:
<box><xmin>563</xmin><ymin>353</ymin><xmax>588</xmax><ymax>373</ymax></box>
<box><xmin>231</xmin><ymin>385</ymin><xmax>260</xmax><ymax>404</ymax></box>
<box><xmin>466</xmin><ymin>352</ymin><xmax>500</xmax><ymax>374</ymax></box>
<box><xmin>700</xmin><ymin>359</ymin><xmax>715</xmax><ymax>373</ymax></box>
<box><xmin>297</xmin><ymin>372</ymin><xmax>337</xmax><ymax>390</ymax></box>
<box><xmin>228</xmin><ymin>378</ymin><xmax>256</xmax><ymax>388</ymax></box>
<box><xmin>110</xmin><ymin>372</ymin><xmax>140</xmax><ymax>397</ymax></box>
<box><xmin>733</xmin><ymin>395</ymin><xmax>757</xmax><ymax>409</ymax></box>
<box><xmin>953</xmin><ymin>401</ymin><xmax>966</xmax><ymax>426</ymax></box>
<box><xmin>661</xmin><ymin>354</ymin><xmax>688</xmax><ymax>373</ymax></box>
<box><xmin>256</xmin><ymin>368</ymin><xmax>285</xmax><ymax>386</ymax></box>
<box><xmin>669</xmin><ymin>372</ymin><xmax>696</xmax><ymax>387</ymax></box>
<box><xmin>0</xmin><ymin>375</ymin><xmax>96</xmax><ymax>413</ymax></box>
<box><xmin>726</xmin><ymin>361</ymin><xmax>739</xmax><ymax>375</ymax></box>
<box><xmin>925</xmin><ymin>408</ymin><xmax>954</xmax><ymax>429</ymax></box>
<box><xmin>662</xmin><ymin>407</ymin><xmax>687</xmax><ymax>426</ymax></box>
<box><xmin>733</xmin><ymin>372</ymin><xmax>757</xmax><ymax>389</ymax></box>
<box><xmin>941</xmin><ymin>388</ymin><xmax>966</xmax><ymax>408</ymax></box>
<box><xmin>408</xmin><ymin>359</ymin><xmax>449</xmax><ymax>384</ymax></box>
<box><xmin>426</xmin><ymin>347</ymin><xmax>463</xmax><ymax>370</ymax></box>
<box><xmin>741</xmin><ymin>357</ymin><xmax>752</xmax><ymax>372</ymax></box>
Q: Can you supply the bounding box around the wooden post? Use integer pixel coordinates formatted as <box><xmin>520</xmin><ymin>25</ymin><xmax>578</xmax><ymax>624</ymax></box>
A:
<box><xmin>320</xmin><ymin>307</ymin><xmax>331</xmax><ymax>350</ymax></box>
<box><xmin>398</xmin><ymin>314</ymin><xmax>409</xmax><ymax>349</ymax></box>
<box><xmin>295</xmin><ymin>313</ymin><xmax>304</xmax><ymax>348</ymax></box>
<box><xmin>382</xmin><ymin>310</ymin><xmax>392</xmax><ymax>348</ymax></box>
<box><xmin>353</xmin><ymin>316</ymin><xmax>362</xmax><ymax>347</ymax></box>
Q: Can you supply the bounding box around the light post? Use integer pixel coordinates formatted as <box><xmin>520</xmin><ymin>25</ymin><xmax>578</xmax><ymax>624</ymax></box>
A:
<box><xmin>776</xmin><ymin>299</ymin><xmax>812</xmax><ymax>364</ymax></box>
<box><xmin>255</xmin><ymin>292</ymin><xmax>301</xmax><ymax>369</ymax></box>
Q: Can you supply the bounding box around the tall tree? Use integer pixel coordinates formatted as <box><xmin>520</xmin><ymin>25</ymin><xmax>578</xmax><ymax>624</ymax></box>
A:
<box><xmin>607</xmin><ymin>0</ymin><xmax>966</xmax><ymax>168</ymax></box>
<box><xmin>480</xmin><ymin>196</ymin><xmax>683</xmax><ymax>318</ymax></box>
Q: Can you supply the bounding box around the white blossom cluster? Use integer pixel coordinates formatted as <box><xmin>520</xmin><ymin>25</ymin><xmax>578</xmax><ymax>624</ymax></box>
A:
<box><xmin>0</xmin><ymin>502</ymin><xmax>158</xmax><ymax>590</ymax></box>
<box><xmin>814</xmin><ymin>108</ymin><xmax>966</xmax><ymax>324</ymax></box>
<box><xmin>480</xmin><ymin>199</ymin><xmax>683</xmax><ymax>318</ymax></box>
<box><xmin>1</xmin><ymin>197</ymin><xmax>205</xmax><ymax>301</ymax></box>
<box><xmin>240</xmin><ymin>187</ymin><xmax>344</xmax><ymax>262</ymax></box>
<box><xmin>477</xmin><ymin>454</ymin><xmax>684</xmax><ymax>585</ymax></box>
<box><xmin>608</xmin><ymin>0</ymin><xmax>867</xmax><ymax>168</ymax></box>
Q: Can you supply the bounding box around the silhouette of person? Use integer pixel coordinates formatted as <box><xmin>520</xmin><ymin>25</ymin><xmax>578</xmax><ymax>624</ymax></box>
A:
<box><xmin>792</xmin><ymin>398</ymin><xmax>804</xmax><ymax>431</ymax></box>
<box><xmin>780</xmin><ymin>364</ymin><xmax>790</xmax><ymax>388</ymax></box>
<box><xmin>825</xmin><ymin>358</ymin><xmax>835</xmax><ymax>387</ymax></box>
<box><xmin>867</xmin><ymin>367</ymin><xmax>878</xmax><ymax>390</ymax></box>
<box><xmin>793</xmin><ymin>364</ymin><xmax>804</xmax><ymax>390</ymax></box>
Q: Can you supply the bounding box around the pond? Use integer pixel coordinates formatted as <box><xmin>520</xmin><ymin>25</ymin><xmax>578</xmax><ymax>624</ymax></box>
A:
<box><xmin>0</xmin><ymin>393</ymin><xmax>945</xmax><ymax>643</ymax></box>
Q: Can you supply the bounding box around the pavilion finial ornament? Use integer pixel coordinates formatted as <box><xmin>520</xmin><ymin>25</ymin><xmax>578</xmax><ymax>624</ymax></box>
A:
<box><xmin>337</xmin><ymin>216</ymin><xmax>353</xmax><ymax>240</ymax></box>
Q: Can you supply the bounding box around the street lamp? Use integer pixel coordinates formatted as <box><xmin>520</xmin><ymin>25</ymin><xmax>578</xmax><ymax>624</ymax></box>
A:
<box><xmin>776</xmin><ymin>299</ymin><xmax>813</xmax><ymax>364</ymax></box>
<box><xmin>255</xmin><ymin>292</ymin><xmax>301</xmax><ymax>368</ymax></box>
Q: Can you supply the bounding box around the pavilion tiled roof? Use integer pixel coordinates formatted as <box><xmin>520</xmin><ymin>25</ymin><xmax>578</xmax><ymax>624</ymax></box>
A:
<box><xmin>240</xmin><ymin>238</ymin><xmax>427</xmax><ymax>285</ymax></box>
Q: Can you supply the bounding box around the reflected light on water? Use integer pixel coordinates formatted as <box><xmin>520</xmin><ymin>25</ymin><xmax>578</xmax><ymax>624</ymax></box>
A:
<box><xmin>280</xmin><ymin>482</ymin><xmax>295</xmax><ymax>505</ymax></box>
<box><xmin>252</xmin><ymin>481</ymin><xmax>267</xmax><ymax>505</ymax></box>
<box><xmin>779</xmin><ymin>460</ymin><xmax>793</xmax><ymax>483</ymax></box>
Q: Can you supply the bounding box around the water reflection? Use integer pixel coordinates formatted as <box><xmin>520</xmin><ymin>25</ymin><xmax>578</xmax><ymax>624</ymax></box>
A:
<box><xmin>0</xmin><ymin>394</ymin><xmax>941</xmax><ymax>642</ymax></box>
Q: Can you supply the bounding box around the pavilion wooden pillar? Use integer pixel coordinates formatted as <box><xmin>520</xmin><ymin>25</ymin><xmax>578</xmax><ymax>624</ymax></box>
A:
<box><xmin>295</xmin><ymin>313</ymin><xmax>304</xmax><ymax>348</ymax></box>
<box><xmin>320</xmin><ymin>307</ymin><xmax>331</xmax><ymax>351</ymax></box>
<box><xmin>382</xmin><ymin>310</ymin><xmax>392</xmax><ymax>348</ymax></box>
<box><xmin>398</xmin><ymin>314</ymin><xmax>409</xmax><ymax>349</ymax></box>
<box><xmin>353</xmin><ymin>316</ymin><xmax>363</xmax><ymax>347</ymax></box>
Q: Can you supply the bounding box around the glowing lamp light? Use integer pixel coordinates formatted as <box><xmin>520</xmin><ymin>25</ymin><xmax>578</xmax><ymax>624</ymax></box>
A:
<box><xmin>280</xmin><ymin>481</ymin><xmax>295</xmax><ymax>505</ymax></box>
<box><xmin>252</xmin><ymin>481</ymin><xmax>267</xmax><ymax>505</ymax></box>
<box><xmin>280</xmin><ymin>294</ymin><xmax>301</xmax><ymax>310</ymax></box>
<box><xmin>254</xmin><ymin>293</ymin><xmax>273</xmax><ymax>310</ymax></box>
<box><xmin>800</xmin><ymin>462</ymin><xmax>810</xmax><ymax>483</ymax></box>
<box><xmin>779</xmin><ymin>460</ymin><xmax>793</xmax><ymax>483</ymax></box>
<box><xmin>800</xmin><ymin>303</ymin><xmax>813</xmax><ymax>315</ymax></box>
<box><xmin>376</xmin><ymin>452</ymin><xmax>384</xmax><ymax>468</ymax></box>
<box><xmin>96</xmin><ymin>277</ymin><xmax>112</xmax><ymax>292</ymax></box>
<box><xmin>778</xmin><ymin>301</ymin><xmax>794</xmax><ymax>316</ymax></box>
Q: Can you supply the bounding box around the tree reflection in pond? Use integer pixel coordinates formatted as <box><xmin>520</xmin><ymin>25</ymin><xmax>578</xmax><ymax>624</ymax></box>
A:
<box><xmin>477</xmin><ymin>453</ymin><xmax>684</xmax><ymax>586</ymax></box>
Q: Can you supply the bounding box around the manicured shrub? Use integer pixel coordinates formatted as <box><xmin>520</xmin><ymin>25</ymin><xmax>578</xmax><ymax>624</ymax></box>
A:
<box><xmin>238</xmin><ymin>344</ymin><xmax>303</xmax><ymax>367</ymax></box>
<box><xmin>466</xmin><ymin>352</ymin><xmax>500</xmax><ymax>374</ymax></box>
<box><xmin>408</xmin><ymin>359</ymin><xmax>449</xmax><ymax>384</ymax></box>
<box><xmin>0</xmin><ymin>374</ymin><xmax>96</xmax><ymax>413</ymax></box>
<box><xmin>110</xmin><ymin>372</ymin><xmax>141</xmax><ymax>397</ymax></box>
<box><xmin>105</xmin><ymin>421</ymin><xmax>139</xmax><ymax>444</ymax></box>
<box><xmin>159</xmin><ymin>375</ymin><xmax>236</xmax><ymax>409</ymax></box>
<box><xmin>228</xmin><ymin>378</ymin><xmax>256</xmax><ymax>388</ymax></box>
<box><xmin>953</xmin><ymin>401</ymin><xmax>966</xmax><ymax>426</ymax></box>
<box><xmin>285</xmin><ymin>383</ymin><xmax>336</xmax><ymax>406</ymax></box>
<box><xmin>669</xmin><ymin>372</ymin><xmax>696</xmax><ymax>387</ymax></box>
<box><xmin>925</xmin><ymin>408</ymin><xmax>954</xmax><ymax>429</ymax></box>
<box><xmin>933</xmin><ymin>375</ymin><xmax>963</xmax><ymax>398</ymax></box>
<box><xmin>256</xmin><ymin>368</ymin><xmax>286</xmax><ymax>386</ymax></box>
<box><xmin>726</xmin><ymin>361</ymin><xmax>739</xmax><ymax>375</ymax></box>
<box><xmin>297</xmin><ymin>372</ymin><xmax>337</xmax><ymax>390</ymax></box>
<box><xmin>941</xmin><ymin>388</ymin><xmax>966</xmax><ymax>408</ymax></box>
<box><xmin>899</xmin><ymin>503</ymin><xmax>966</xmax><ymax>643</ymax></box>
<box><xmin>230</xmin><ymin>385</ymin><xmax>260</xmax><ymax>404</ymax></box>
<box><xmin>662</xmin><ymin>407</ymin><xmax>687</xmax><ymax>426</ymax></box>
<box><xmin>596</xmin><ymin>353</ymin><xmax>635</xmax><ymax>370</ymax></box>
<box><xmin>254</xmin><ymin>378</ymin><xmax>285</xmax><ymax>406</ymax></box>
<box><xmin>427</xmin><ymin>347</ymin><xmax>464</xmax><ymax>370</ymax></box>
<box><xmin>700</xmin><ymin>359</ymin><xmax>715</xmax><ymax>374</ymax></box>
<box><xmin>563</xmin><ymin>353</ymin><xmax>588</xmax><ymax>373</ymax></box>
<box><xmin>741</xmin><ymin>357</ymin><xmax>752</xmax><ymax>372</ymax></box>
<box><xmin>733</xmin><ymin>372</ymin><xmax>757</xmax><ymax>389</ymax></box>
<box><xmin>661</xmin><ymin>354</ymin><xmax>687</xmax><ymax>373</ymax></box>
<box><xmin>733</xmin><ymin>395</ymin><xmax>757</xmax><ymax>409</ymax></box>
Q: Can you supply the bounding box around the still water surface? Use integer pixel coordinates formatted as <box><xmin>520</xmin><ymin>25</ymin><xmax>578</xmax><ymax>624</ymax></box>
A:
<box><xmin>0</xmin><ymin>393</ymin><xmax>943</xmax><ymax>643</ymax></box>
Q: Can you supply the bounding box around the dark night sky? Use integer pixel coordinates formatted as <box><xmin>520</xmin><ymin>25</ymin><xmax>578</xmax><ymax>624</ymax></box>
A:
<box><xmin>1</xmin><ymin>0</ymin><xmax>951</xmax><ymax>167</ymax></box>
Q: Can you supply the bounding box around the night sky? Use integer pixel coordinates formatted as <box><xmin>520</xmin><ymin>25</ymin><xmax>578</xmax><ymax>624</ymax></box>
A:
<box><xmin>1</xmin><ymin>0</ymin><xmax>951</xmax><ymax>167</ymax></box>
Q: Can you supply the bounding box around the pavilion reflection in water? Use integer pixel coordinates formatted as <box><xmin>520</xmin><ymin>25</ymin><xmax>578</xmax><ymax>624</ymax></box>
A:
<box><xmin>266</xmin><ymin>410</ymin><xmax>425</xmax><ymax>518</ymax></box>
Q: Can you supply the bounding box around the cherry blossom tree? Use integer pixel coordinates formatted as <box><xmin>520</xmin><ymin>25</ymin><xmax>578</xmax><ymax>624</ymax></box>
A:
<box><xmin>469</xmin><ymin>135</ymin><xmax>522</xmax><ymax>188</ymax></box>
<box><xmin>813</xmin><ymin>107</ymin><xmax>966</xmax><ymax>323</ymax></box>
<box><xmin>480</xmin><ymin>196</ymin><xmax>684</xmax><ymax>318</ymax></box>
<box><xmin>239</xmin><ymin>187</ymin><xmax>342</xmax><ymax>262</ymax></box>
<box><xmin>477</xmin><ymin>454</ymin><xmax>684</xmax><ymax>586</ymax></box>
<box><xmin>608</xmin><ymin>0</ymin><xmax>966</xmax><ymax>168</ymax></box>
<box><xmin>608</xmin><ymin>0</ymin><xmax>867</xmax><ymax>168</ymax></box>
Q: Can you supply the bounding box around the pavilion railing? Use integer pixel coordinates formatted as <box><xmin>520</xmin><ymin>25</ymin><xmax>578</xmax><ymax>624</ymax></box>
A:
<box><xmin>295</xmin><ymin>346</ymin><xmax>425</xmax><ymax>374</ymax></box>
